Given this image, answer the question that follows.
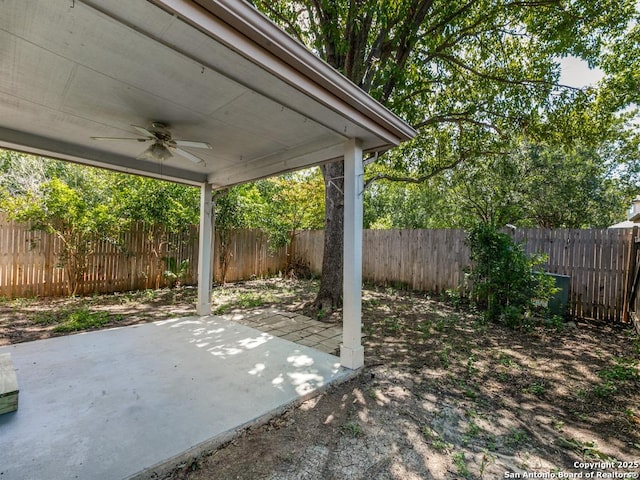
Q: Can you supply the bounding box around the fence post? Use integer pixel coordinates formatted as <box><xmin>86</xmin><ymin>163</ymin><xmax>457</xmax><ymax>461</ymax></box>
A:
<box><xmin>623</xmin><ymin>226</ymin><xmax>638</xmax><ymax>323</ymax></box>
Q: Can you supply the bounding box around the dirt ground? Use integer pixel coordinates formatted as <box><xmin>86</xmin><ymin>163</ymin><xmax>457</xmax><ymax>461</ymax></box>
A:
<box><xmin>1</xmin><ymin>279</ymin><xmax>639</xmax><ymax>479</ymax></box>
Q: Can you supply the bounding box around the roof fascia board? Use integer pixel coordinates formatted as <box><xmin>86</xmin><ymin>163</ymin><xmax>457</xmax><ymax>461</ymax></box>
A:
<box><xmin>152</xmin><ymin>0</ymin><xmax>417</xmax><ymax>145</ymax></box>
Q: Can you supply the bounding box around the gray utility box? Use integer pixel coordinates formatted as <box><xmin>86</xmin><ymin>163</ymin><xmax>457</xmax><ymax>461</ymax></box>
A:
<box><xmin>545</xmin><ymin>273</ymin><xmax>571</xmax><ymax>317</ymax></box>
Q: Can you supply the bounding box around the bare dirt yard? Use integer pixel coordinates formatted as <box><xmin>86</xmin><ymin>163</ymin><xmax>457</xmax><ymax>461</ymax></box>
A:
<box><xmin>1</xmin><ymin>278</ymin><xmax>639</xmax><ymax>479</ymax></box>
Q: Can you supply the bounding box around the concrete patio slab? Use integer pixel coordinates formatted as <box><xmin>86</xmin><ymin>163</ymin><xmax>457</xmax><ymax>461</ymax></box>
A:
<box><xmin>0</xmin><ymin>316</ymin><xmax>355</xmax><ymax>480</ymax></box>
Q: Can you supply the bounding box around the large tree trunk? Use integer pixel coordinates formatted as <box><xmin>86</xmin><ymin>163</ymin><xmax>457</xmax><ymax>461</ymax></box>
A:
<box><xmin>313</xmin><ymin>161</ymin><xmax>344</xmax><ymax>312</ymax></box>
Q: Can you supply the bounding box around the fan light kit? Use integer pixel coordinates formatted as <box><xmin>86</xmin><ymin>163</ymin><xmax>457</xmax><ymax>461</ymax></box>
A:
<box><xmin>91</xmin><ymin>122</ymin><xmax>212</xmax><ymax>165</ymax></box>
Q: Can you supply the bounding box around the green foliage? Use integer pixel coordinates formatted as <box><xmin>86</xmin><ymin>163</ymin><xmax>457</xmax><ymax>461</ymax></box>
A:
<box><xmin>339</xmin><ymin>421</ymin><xmax>363</xmax><ymax>438</ymax></box>
<box><xmin>467</xmin><ymin>224</ymin><xmax>557</xmax><ymax>327</ymax></box>
<box><xmin>33</xmin><ymin>306</ymin><xmax>117</xmax><ymax>332</ymax></box>
<box><xmin>0</xmin><ymin>151</ymin><xmax>203</xmax><ymax>294</ymax></box>
<box><xmin>163</xmin><ymin>258</ymin><xmax>190</xmax><ymax>288</ymax></box>
<box><xmin>451</xmin><ymin>451</ymin><xmax>470</xmax><ymax>477</ymax></box>
<box><xmin>114</xmin><ymin>175</ymin><xmax>199</xmax><ymax>233</ymax></box>
<box><xmin>1</xmin><ymin>154</ymin><xmax>121</xmax><ymax>295</ymax></box>
<box><xmin>53</xmin><ymin>308</ymin><xmax>114</xmax><ymax>333</ymax></box>
<box><xmin>364</xmin><ymin>139</ymin><xmax>635</xmax><ymax>230</ymax></box>
<box><xmin>597</xmin><ymin>357</ymin><xmax>639</xmax><ymax>382</ymax></box>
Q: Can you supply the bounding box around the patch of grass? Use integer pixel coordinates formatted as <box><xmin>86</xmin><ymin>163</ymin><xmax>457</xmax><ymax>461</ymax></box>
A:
<box><xmin>368</xmin><ymin>388</ymin><xmax>379</xmax><ymax>400</ymax></box>
<box><xmin>439</xmin><ymin>345</ymin><xmax>451</xmax><ymax>368</ymax></box>
<box><xmin>418</xmin><ymin>321</ymin><xmax>431</xmax><ymax>340</ymax></box>
<box><xmin>498</xmin><ymin>352</ymin><xmax>517</xmax><ymax>368</ymax></box>
<box><xmin>452</xmin><ymin>451</ymin><xmax>470</xmax><ymax>477</ymax></box>
<box><xmin>52</xmin><ymin>308</ymin><xmax>117</xmax><ymax>333</ymax></box>
<box><xmin>552</xmin><ymin>417</ymin><xmax>565</xmax><ymax>432</ymax></box>
<box><xmin>236</xmin><ymin>292</ymin><xmax>273</xmax><ymax>308</ymax></box>
<box><xmin>431</xmin><ymin>439</ymin><xmax>450</xmax><ymax>452</ymax></box>
<box><xmin>525</xmin><ymin>382</ymin><xmax>546</xmax><ymax>396</ymax></box>
<box><xmin>33</xmin><ymin>310</ymin><xmax>64</xmax><ymax>325</ymax></box>
<box><xmin>556</xmin><ymin>437</ymin><xmax>614</xmax><ymax>461</ymax></box>
<box><xmin>384</xmin><ymin>317</ymin><xmax>402</xmax><ymax>332</ymax></box>
<box><xmin>339</xmin><ymin>421</ymin><xmax>363</xmax><ymax>438</ymax></box>
<box><xmin>128</xmin><ymin>289</ymin><xmax>158</xmax><ymax>302</ymax></box>
<box><xmin>598</xmin><ymin>357</ymin><xmax>639</xmax><ymax>382</ymax></box>
<box><xmin>465</xmin><ymin>421</ymin><xmax>481</xmax><ymax>437</ymax></box>
<box><xmin>466</xmin><ymin>354</ymin><xmax>478</xmax><ymax>377</ymax></box>
<box><xmin>506</xmin><ymin>428</ymin><xmax>528</xmax><ymax>447</ymax></box>
<box><xmin>214</xmin><ymin>292</ymin><xmax>274</xmax><ymax>314</ymax></box>
<box><xmin>213</xmin><ymin>303</ymin><xmax>233</xmax><ymax>315</ymax></box>
<box><xmin>592</xmin><ymin>381</ymin><xmax>617</xmax><ymax>398</ymax></box>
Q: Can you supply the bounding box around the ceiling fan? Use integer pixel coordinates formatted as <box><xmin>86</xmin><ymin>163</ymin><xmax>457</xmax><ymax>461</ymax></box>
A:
<box><xmin>91</xmin><ymin>122</ymin><xmax>212</xmax><ymax>165</ymax></box>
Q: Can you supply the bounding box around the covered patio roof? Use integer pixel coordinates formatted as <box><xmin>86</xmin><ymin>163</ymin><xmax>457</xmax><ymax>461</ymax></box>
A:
<box><xmin>1</xmin><ymin>0</ymin><xmax>416</xmax><ymax>373</ymax></box>
<box><xmin>0</xmin><ymin>0</ymin><xmax>415</xmax><ymax>187</ymax></box>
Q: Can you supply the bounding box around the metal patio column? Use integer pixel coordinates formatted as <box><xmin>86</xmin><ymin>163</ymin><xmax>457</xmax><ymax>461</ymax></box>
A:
<box><xmin>341</xmin><ymin>138</ymin><xmax>364</xmax><ymax>369</ymax></box>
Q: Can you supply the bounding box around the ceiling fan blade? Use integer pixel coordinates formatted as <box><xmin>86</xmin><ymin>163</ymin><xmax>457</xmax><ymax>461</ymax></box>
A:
<box><xmin>174</xmin><ymin>148</ymin><xmax>205</xmax><ymax>165</ymax></box>
<box><xmin>174</xmin><ymin>140</ymin><xmax>213</xmax><ymax>149</ymax></box>
<box><xmin>91</xmin><ymin>136</ymin><xmax>150</xmax><ymax>142</ymax></box>
<box><xmin>131</xmin><ymin>125</ymin><xmax>155</xmax><ymax>137</ymax></box>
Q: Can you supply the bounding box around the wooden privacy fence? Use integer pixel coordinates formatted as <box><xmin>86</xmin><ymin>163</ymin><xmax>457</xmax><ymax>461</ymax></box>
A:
<box><xmin>294</xmin><ymin>228</ymin><xmax>635</xmax><ymax>323</ymax></box>
<box><xmin>1</xmin><ymin>211</ymin><xmax>636</xmax><ymax>323</ymax></box>
<box><xmin>0</xmin><ymin>214</ymin><xmax>288</xmax><ymax>298</ymax></box>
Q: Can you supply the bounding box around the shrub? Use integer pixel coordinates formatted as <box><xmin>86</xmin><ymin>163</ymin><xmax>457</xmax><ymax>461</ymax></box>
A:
<box><xmin>467</xmin><ymin>224</ymin><xmax>557</xmax><ymax>327</ymax></box>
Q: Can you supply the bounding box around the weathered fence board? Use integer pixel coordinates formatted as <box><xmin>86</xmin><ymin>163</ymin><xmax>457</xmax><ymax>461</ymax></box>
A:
<box><xmin>295</xmin><ymin>228</ymin><xmax>634</xmax><ymax>323</ymax></box>
<box><xmin>1</xmin><ymin>211</ymin><xmax>635</xmax><ymax>323</ymax></box>
<box><xmin>0</xmin><ymin>214</ymin><xmax>287</xmax><ymax>298</ymax></box>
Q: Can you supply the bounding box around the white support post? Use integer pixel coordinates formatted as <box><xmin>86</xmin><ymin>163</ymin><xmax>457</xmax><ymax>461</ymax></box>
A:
<box><xmin>341</xmin><ymin>138</ymin><xmax>364</xmax><ymax>369</ymax></box>
<box><xmin>196</xmin><ymin>182</ymin><xmax>213</xmax><ymax>316</ymax></box>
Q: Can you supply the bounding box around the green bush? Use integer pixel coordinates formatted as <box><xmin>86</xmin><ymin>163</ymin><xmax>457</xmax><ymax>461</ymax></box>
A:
<box><xmin>467</xmin><ymin>224</ymin><xmax>557</xmax><ymax>327</ymax></box>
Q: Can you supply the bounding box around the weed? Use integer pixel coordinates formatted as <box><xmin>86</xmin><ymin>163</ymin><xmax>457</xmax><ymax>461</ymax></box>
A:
<box><xmin>339</xmin><ymin>421</ymin><xmax>363</xmax><ymax>438</ymax></box>
<box><xmin>525</xmin><ymin>382</ymin><xmax>546</xmax><ymax>396</ymax></box>
<box><xmin>571</xmin><ymin>410</ymin><xmax>589</xmax><ymax>422</ymax></box>
<box><xmin>431</xmin><ymin>439</ymin><xmax>450</xmax><ymax>452</ymax></box>
<box><xmin>418</xmin><ymin>321</ymin><xmax>431</xmax><ymax>339</ymax></box>
<box><xmin>213</xmin><ymin>303</ymin><xmax>232</xmax><ymax>315</ymax></box>
<box><xmin>556</xmin><ymin>437</ymin><xmax>613</xmax><ymax>461</ymax></box>
<box><xmin>463</xmin><ymin>386</ymin><xmax>477</xmax><ymax>399</ymax></box>
<box><xmin>598</xmin><ymin>358</ymin><xmax>639</xmax><ymax>382</ymax></box>
<box><xmin>138</xmin><ymin>289</ymin><xmax>158</xmax><ymax>302</ymax></box>
<box><xmin>466</xmin><ymin>354</ymin><xmax>478</xmax><ymax>376</ymax></box>
<box><xmin>368</xmin><ymin>388</ymin><xmax>379</xmax><ymax>400</ymax></box>
<box><xmin>465</xmin><ymin>421</ymin><xmax>481</xmax><ymax>437</ymax></box>
<box><xmin>592</xmin><ymin>381</ymin><xmax>617</xmax><ymax>398</ymax></box>
<box><xmin>53</xmin><ymin>308</ymin><xmax>116</xmax><ymax>333</ymax></box>
<box><xmin>479</xmin><ymin>450</ymin><xmax>496</xmax><ymax>479</ymax></box>
<box><xmin>487</xmin><ymin>434</ymin><xmax>498</xmax><ymax>451</ymax></box>
<box><xmin>441</xmin><ymin>288</ymin><xmax>464</xmax><ymax>309</ymax></box>
<box><xmin>439</xmin><ymin>345</ymin><xmax>451</xmax><ymax>368</ymax></box>
<box><xmin>452</xmin><ymin>452</ymin><xmax>470</xmax><ymax>477</ymax></box>
<box><xmin>506</xmin><ymin>428</ymin><xmax>528</xmax><ymax>447</ymax></box>
<box><xmin>33</xmin><ymin>311</ymin><xmax>63</xmax><ymax>325</ymax></box>
<box><xmin>363</xmin><ymin>298</ymin><xmax>382</xmax><ymax>308</ymax></box>
<box><xmin>384</xmin><ymin>317</ymin><xmax>402</xmax><ymax>332</ymax></box>
<box><xmin>236</xmin><ymin>292</ymin><xmax>271</xmax><ymax>308</ymax></box>
<box><xmin>498</xmin><ymin>352</ymin><xmax>517</xmax><ymax>368</ymax></box>
<box><xmin>552</xmin><ymin>417</ymin><xmax>565</xmax><ymax>432</ymax></box>
<box><xmin>545</xmin><ymin>315</ymin><xmax>565</xmax><ymax>330</ymax></box>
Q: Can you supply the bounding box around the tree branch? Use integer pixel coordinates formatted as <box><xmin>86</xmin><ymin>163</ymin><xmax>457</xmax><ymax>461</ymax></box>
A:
<box><xmin>433</xmin><ymin>52</ymin><xmax>584</xmax><ymax>92</ymax></box>
<box><xmin>414</xmin><ymin>113</ymin><xmax>503</xmax><ymax>135</ymax></box>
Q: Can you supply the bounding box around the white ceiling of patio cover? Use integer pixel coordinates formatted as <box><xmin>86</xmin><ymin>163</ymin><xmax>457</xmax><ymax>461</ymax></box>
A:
<box><xmin>0</xmin><ymin>0</ymin><xmax>415</xmax><ymax>187</ymax></box>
